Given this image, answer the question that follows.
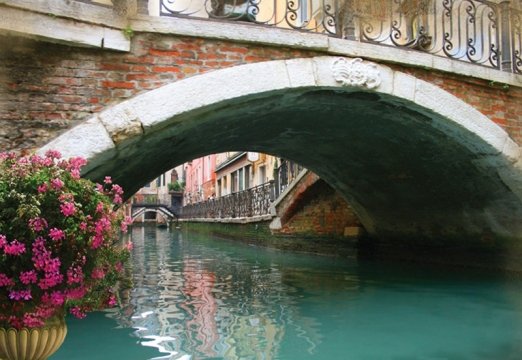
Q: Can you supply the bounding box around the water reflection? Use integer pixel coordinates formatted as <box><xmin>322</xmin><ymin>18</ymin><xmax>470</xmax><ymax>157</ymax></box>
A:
<box><xmin>95</xmin><ymin>226</ymin><xmax>522</xmax><ymax>360</ymax></box>
<box><xmin>113</xmin><ymin>226</ymin><xmax>328</xmax><ymax>360</ymax></box>
<box><xmin>179</xmin><ymin>259</ymin><xmax>218</xmax><ymax>357</ymax></box>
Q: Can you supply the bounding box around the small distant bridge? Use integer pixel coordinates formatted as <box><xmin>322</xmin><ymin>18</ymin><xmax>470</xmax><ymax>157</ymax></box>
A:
<box><xmin>131</xmin><ymin>203</ymin><xmax>179</xmax><ymax>222</ymax></box>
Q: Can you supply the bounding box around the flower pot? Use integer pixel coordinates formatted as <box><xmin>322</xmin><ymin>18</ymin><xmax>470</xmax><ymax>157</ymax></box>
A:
<box><xmin>0</xmin><ymin>317</ymin><xmax>67</xmax><ymax>360</ymax></box>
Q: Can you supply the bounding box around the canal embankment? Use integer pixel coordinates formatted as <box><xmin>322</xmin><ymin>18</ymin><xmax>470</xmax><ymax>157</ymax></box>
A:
<box><xmin>177</xmin><ymin>221</ymin><xmax>522</xmax><ymax>274</ymax></box>
<box><xmin>177</xmin><ymin>170</ymin><xmax>363</xmax><ymax>257</ymax></box>
<box><xmin>175</xmin><ymin>169</ymin><xmax>522</xmax><ymax>273</ymax></box>
<box><xmin>179</xmin><ymin>220</ymin><xmax>360</xmax><ymax>258</ymax></box>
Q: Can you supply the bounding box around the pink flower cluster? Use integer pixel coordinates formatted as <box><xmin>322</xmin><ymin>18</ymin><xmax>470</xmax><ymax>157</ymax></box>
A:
<box><xmin>20</xmin><ymin>271</ymin><xmax>37</xmax><ymax>285</ymax></box>
<box><xmin>49</xmin><ymin>228</ymin><xmax>65</xmax><ymax>242</ymax></box>
<box><xmin>0</xmin><ymin>274</ymin><xmax>14</xmax><ymax>287</ymax></box>
<box><xmin>3</xmin><ymin>240</ymin><xmax>25</xmax><ymax>256</ymax></box>
<box><xmin>0</xmin><ymin>150</ymin><xmax>131</xmax><ymax>329</ymax></box>
<box><xmin>0</xmin><ymin>235</ymin><xmax>26</xmax><ymax>256</ymax></box>
<box><xmin>9</xmin><ymin>290</ymin><xmax>32</xmax><ymax>301</ymax></box>
<box><xmin>66</xmin><ymin>265</ymin><xmax>84</xmax><ymax>285</ymax></box>
<box><xmin>60</xmin><ymin>202</ymin><xmax>76</xmax><ymax>217</ymax></box>
<box><xmin>31</xmin><ymin>237</ymin><xmax>63</xmax><ymax>290</ymax></box>
<box><xmin>29</xmin><ymin>217</ymin><xmax>48</xmax><ymax>232</ymax></box>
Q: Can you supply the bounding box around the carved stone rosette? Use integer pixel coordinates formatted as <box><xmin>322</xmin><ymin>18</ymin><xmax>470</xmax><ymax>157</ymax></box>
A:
<box><xmin>332</xmin><ymin>58</ymin><xmax>382</xmax><ymax>89</ymax></box>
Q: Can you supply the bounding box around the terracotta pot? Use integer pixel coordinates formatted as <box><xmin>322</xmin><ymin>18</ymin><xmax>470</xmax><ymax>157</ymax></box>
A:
<box><xmin>0</xmin><ymin>316</ymin><xmax>67</xmax><ymax>360</ymax></box>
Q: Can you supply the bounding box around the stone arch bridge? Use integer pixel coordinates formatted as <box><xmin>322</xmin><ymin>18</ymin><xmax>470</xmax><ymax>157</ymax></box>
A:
<box><xmin>1</xmin><ymin>0</ymin><xmax>522</xmax><ymax>265</ymax></box>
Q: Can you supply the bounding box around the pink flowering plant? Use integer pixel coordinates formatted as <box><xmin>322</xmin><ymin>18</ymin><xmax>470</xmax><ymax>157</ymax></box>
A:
<box><xmin>0</xmin><ymin>150</ymin><xmax>132</xmax><ymax>329</ymax></box>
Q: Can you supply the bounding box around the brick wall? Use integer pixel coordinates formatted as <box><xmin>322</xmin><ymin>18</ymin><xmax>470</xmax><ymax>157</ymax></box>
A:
<box><xmin>391</xmin><ymin>64</ymin><xmax>522</xmax><ymax>144</ymax></box>
<box><xmin>276</xmin><ymin>178</ymin><xmax>362</xmax><ymax>238</ymax></box>
<box><xmin>0</xmin><ymin>31</ymin><xmax>521</xmax><ymax>151</ymax></box>
<box><xmin>0</xmin><ymin>33</ymin><xmax>318</xmax><ymax>151</ymax></box>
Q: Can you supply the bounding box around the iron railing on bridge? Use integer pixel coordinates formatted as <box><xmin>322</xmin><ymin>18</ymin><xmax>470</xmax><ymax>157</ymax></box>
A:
<box><xmin>181</xmin><ymin>159</ymin><xmax>305</xmax><ymax>219</ymax></box>
<box><xmin>157</xmin><ymin>0</ymin><xmax>522</xmax><ymax>74</ymax></box>
<box><xmin>181</xmin><ymin>180</ymin><xmax>276</xmax><ymax>218</ymax></box>
<box><xmin>274</xmin><ymin>159</ymin><xmax>304</xmax><ymax>199</ymax></box>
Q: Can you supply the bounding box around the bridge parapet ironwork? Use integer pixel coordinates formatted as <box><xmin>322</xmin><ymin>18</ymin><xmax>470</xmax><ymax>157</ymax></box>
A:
<box><xmin>156</xmin><ymin>0</ymin><xmax>521</xmax><ymax>73</ymax></box>
<box><xmin>513</xmin><ymin>6</ymin><xmax>522</xmax><ymax>73</ymax></box>
<box><xmin>181</xmin><ymin>181</ymin><xmax>275</xmax><ymax>219</ymax></box>
<box><xmin>181</xmin><ymin>159</ymin><xmax>305</xmax><ymax>219</ymax></box>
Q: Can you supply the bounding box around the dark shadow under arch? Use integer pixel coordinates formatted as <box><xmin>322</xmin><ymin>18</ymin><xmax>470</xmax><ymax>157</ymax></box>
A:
<box><xmin>80</xmin><ymin>88</ymin><xmax>522</xmax><ymax>246</ymax></box>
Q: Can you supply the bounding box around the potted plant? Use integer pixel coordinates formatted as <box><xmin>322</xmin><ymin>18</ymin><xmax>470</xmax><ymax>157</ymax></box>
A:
<box><xmin>168</xmin><ymin>180</ymin><xmax>185</xmax><ymax>193</ymax></box>
<box><xmin>0</xmin><ymin>150</ymin><xmax>132</xmax><ymax>360</ymax></box>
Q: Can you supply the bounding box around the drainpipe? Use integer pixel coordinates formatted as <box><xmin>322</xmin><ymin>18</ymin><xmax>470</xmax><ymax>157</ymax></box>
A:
<box><xmin>499</xmin><ymin>1</ymin><xmax>513</xmax><ymax>72</ymax></box>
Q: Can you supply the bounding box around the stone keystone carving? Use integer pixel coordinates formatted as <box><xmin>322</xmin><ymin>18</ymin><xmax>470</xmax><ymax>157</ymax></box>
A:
<box><xmin>332</xmin><ymin>57</ymin><xmax>381</xmax><ymax>89</ymax></box>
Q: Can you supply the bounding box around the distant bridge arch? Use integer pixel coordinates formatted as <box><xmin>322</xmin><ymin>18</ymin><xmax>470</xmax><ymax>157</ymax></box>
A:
<box><xmin>40</xmin><ymin>56</ymin><xmax>522</xmax><ymax>250</ymax></box>
<box><xmin>131</xmin><ymin>208</ymin><xmax>170</xmax><ymax>222</ymax></box>
<box><xmin>131</xmin><ymin>204</ymin><xmax>177</xmax><ymax>222</ymax></box>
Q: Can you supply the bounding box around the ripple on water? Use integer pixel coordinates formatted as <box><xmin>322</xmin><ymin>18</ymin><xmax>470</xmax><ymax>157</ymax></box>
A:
<box><xmin>53</xmin><ymin>227</ymin><xmax>522</xmax><ymax>360</ymax></box>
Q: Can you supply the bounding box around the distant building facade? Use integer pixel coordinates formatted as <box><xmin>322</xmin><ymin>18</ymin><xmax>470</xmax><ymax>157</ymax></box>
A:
<box><xmin>184</xmin><ymin>154</ymin><xmax>217</xmax><ymax>204</ymax></box>
<box><xmin>130</xmin><ymin>152</ymin><xmax>304</xmax><ymax>221</ymax></box>
<box><xmin>131</xmin><ymin>165</ymin><xmax>185</xmax><ymax>223</ymax></box>
<box><xmin>215</xmin><ymin>152</ymin><xmax>279</xmax><ymax>197</ymax></box>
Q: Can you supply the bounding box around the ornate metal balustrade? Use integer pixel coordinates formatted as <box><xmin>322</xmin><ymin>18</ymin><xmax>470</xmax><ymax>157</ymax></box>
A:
<box><xmin>161</xmin><ymin>0</ymin><xmax>337</xmax><ymax>33</ymax></box>
<box><xmin>159</xmin><ymin>0</ymin><xmax>521</xmax><ymax>73</ymax></box>
<box><xmin>513</xmin><ymin>7</ymin><xmax>522</xmax><ymax>73</ymax></box>
<box><xmin>358</xmin><ymin>0</ymin><xmax>503</xmax><ymax>69</ymax></box>
<box><xmin>181</xmin><ymin>181</ymin><xmax>275</xmax><ymax>219</ymax></box>
<box><xmin>181</xmin><ymin>159</ymin><xmax>306</xmax><ymax>220</ymax></box>
<box><xmin>275</xmin><ymin>159</ymin><xmax>304</xmax><ymax>198</ymax></box>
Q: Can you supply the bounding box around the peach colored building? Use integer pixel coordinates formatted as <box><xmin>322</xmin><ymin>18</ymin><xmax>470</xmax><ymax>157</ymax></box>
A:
<box><xmin>184</xmin><ymin>154</ymin><xmax>217</xmax><ymax>204</ymax></box>
<box><xmin>215</xmin><ymin>152</ymin><xmax>279</xmax><ymax>197</ymax></box>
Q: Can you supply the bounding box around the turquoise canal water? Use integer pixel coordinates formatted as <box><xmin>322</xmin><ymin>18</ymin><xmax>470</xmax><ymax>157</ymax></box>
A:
<box><xmin>53</xmin><ymin>226</ymin><xmax>522</xmax><ymax>359</ymax></box>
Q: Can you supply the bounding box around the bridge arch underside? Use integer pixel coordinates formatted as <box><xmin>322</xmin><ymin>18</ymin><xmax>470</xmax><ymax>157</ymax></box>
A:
<box><xmin>74</xmin><ymin>87</ymin><xmax>522</xmax><ymax>253</ymax></box>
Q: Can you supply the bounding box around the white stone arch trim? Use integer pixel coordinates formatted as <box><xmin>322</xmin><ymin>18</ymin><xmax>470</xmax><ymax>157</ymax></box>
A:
<box><xmin>40</xmin><ymin>56</ymin><xmax>520</xmax><ymax>164</ymax></box>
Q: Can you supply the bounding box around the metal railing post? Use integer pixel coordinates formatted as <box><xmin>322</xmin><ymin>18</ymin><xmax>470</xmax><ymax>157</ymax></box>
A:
<box><xmin>335</xmin><ymin>0</ymin><xmax>357</xmax><ymax>40</ymax></box>
<box><xmin>500</xmin><ymin>1</ymin><xmax>513</xmax><ymax>72</ymax></box>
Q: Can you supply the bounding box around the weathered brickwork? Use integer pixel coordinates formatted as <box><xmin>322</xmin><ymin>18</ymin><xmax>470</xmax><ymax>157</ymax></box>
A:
<box><xmin>276</xmin><ymin>178</ymin><xmax>361</xmax><ymax>238</ymax></box>
<box><xmin>0</xmin><ymin>33</ymin><xmax>318</xmax><ymax>151</ymax></box>
<box><xmin>0</xmin><ymin>32</ymin><xmax>521</xmax><ymax>151</ymax></box>
<box><xmin>391</xmin><ymin>64</ymin><xmax>522</xmax><ymax>144</ymax></box>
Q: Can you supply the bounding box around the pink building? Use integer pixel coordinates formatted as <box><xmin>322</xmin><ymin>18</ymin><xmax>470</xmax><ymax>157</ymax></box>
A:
<box><xmin>184</xmin><ymin>154</ymin><xmax>216</xmax><ymax>204</ymax></box>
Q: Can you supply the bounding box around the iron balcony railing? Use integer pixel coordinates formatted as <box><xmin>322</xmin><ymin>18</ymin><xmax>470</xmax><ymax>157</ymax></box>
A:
<box><xmin>157</xmin><ymin>0</ymin><xmax>521</xmax><ymax>74</ymax></box>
